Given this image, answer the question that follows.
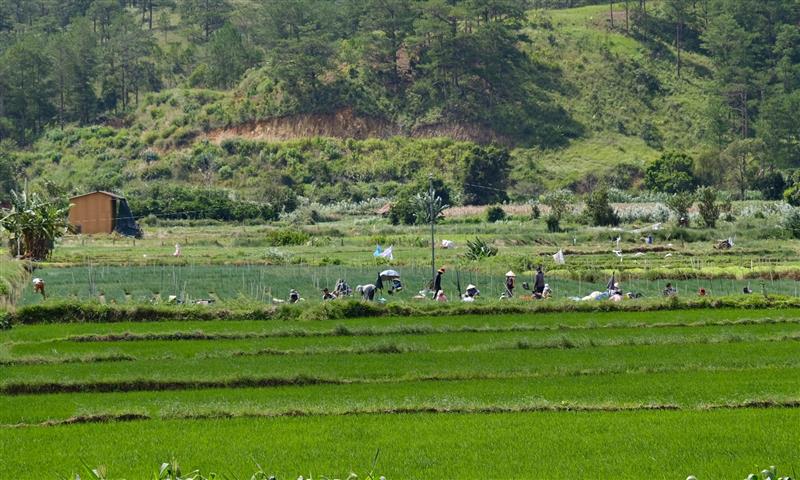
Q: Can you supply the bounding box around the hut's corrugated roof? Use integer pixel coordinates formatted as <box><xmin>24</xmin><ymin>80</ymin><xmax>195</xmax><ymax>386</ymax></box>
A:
<box><xmin>69</xmin><ymin>191</ymin><xmax>126</xmax><ymax>201</ymax></box>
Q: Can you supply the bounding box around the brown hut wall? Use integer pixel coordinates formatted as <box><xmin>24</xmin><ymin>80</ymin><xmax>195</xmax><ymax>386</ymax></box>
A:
<box><xmin>68</xmin><ymin>193</ymin><xmax>115</xmax><ymax>234</ymax></box>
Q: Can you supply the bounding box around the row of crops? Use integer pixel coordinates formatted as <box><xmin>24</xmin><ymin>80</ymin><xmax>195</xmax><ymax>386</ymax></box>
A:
<box><xmin>20</xmin><ymin>264</ymin><xmax>800</xmax><ymax>305</ymax></box>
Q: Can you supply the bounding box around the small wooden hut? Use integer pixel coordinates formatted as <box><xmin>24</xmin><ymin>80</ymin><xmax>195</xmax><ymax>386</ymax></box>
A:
<box><xmin>68</xmin><ymin>191</ymin><xmax>142</xmax><ymax>237</ymax></box>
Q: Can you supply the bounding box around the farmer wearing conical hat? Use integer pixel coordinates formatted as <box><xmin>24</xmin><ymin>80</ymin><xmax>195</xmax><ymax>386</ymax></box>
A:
<box><xmin>432</xmin><ymin>267</ymin><xmax>445</xmax><ymax>299</ymax></box>
<box><xmin>464</xmin><ymin>284</ymin><xmax>480</xmax><ymax>299</ymax></box>
<box><xmin>505</xmin><ymin>271</ymin><xmax>516</xmax><ymax>298</ymax></box>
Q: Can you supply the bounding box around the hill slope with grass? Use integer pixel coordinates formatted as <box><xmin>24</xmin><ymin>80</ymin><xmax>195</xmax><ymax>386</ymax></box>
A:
<box><xmin>2</xmin><ymin>1</ymin><xmax>797</xmax><ymax>213</ymax></box>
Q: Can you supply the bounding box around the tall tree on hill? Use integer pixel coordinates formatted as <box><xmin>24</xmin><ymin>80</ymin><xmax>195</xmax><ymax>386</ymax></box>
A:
<box><xmin>49</xmin><ymin>31</ymin><xmax>70</xmax><ymax>127</ymax></box>
<box><xmin>411</xmin><ymin>0</ymin><xmax>531</xmax><ymax>120</ymax></box>
<box><xmin>253</xmin><ymin>0</ymin><xmax>339</xmax><ymax>108</ymax></box>
<box><xmin>757</xmin><ymin>91</ymin><xmax>800</xmax><ymax>167</ymax></box>
<box><xmin>609</xmin><ymin>1</ymin><xmax>614</xmax><ymax>29</ymax></box>
<box><xmin>180</xmin><ymin>0</ymin><xmax>231</xmax><ymax>41</ymax></box>
<box><xmin>64</xmin><ymin>18</ymin><xmax>99</xmax><ymax>124</ymax></box>
<box><xmin>205</xmin><ymin>23</ymin><xmax>259</xmax><ymax>89</ymax></box>
<box><xmin>49</xmin><ymin>15</ymin><xmax>98</xmax><ymax>125</ymax></box>
<box><xmin>0</xmin><ymin>0</ymin><xmax>12</xmax><ymax>31</ymax></box>
<box><xmin>0</xmin><ymin>141</ymin><xmax>18</xmax><ymax>199</ymax></box>
<box><xmin>88</xmin><ymin>0</ymin><xmax>122</xmax><ymax>39</ymax></box>
<box><xmin>101</xmin><ymin>14</ymin><xmax>155</xmax><ymax>111</ymax></box>
<box><xmin>774</xmin><ymin>24</ymin><xmax>800</xmax><ymax>92</ymax></box>
<box><xmin>0</xmin><ymin>35</ymin><xmax>55</xmax><ymax>143</ymax></box>
<box><xmin>721</xmin><ymin>138</ymin><xmax>765</xmax><ymax>199</ymax></box>
<box><xmin>358</xmin><ymin>0</ymin><xmax>416</xmax><ymax>90</ymax></box>
<box><xmin>664</xmin><ymin>0</ymin><xmax>691</xmax><ymax>78</ymax></box>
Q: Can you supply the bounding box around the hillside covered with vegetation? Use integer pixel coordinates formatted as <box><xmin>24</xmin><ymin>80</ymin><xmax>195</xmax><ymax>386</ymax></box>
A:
<box><xmin>1</xmin><ymin>0</ymin><xmax>799</xmax><ymax>219</ymax></box>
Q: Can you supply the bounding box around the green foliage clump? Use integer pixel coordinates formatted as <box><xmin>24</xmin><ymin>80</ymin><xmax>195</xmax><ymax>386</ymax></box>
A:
<box><xmin>753</xmin><ymin>171</ymin><xmax>786</xmax><ymax>200</ymax></box>
<box><xmin>128</xmin><ymin>184</ymin><xmax>276</xmax><ymax>222</ymax></box>
<box><xmin>783</xmin><ymin>171</ymin><xmax>800</xmax><ymax>206</ymax></box>
<box><xmin>486</xmin><ymin>206</ymin><xmax>506</xmax><ymax>223</ymax></box>
<box><xmin>389</xmin><ymin>178</ymin><xmax>452</xmax><ymax>226</ymax></box>
<box><xmin>464</xmin><ymin>237</ymin><xmax>499</xmax><ymax>261</ymax></box>
<box><xmin>461</xmin><ymin>146</ymin><xmax>510</xmax><ymax>205</ymax></box>
<box><xmin>540</xmin><ymin>189</ymin><xmax>574</xmax><ymax>232</ymax></box>
<box><xmin>1</xmin><ymin>187</ymin><xmax>70</xmax><ymax>260</ymax></box>
<box><xmin>545</xmin><ymin>214</ymin><xmax>560</xmax><ymax>232</ymax></box>
<box><xmin>783</xmin><ymin>209</ymin><xmax>800</xmax><ymax>239</ymax></box>
<box><xmin>696</xmin><ymin>187</ymin><xmax>720</xmax><ymax>228</ymax></box>
<box><xmin>645</xmin><ymin>152</ymin><xmax>696</xmax><ymax>193</ymax></box>
<box><xmin>264</xmin><ymin>228</ymin><xmax>310</xmax><ymax>247</ymax></box>
<box><xmin>585</xmin><ymin>186</ymin><xmax>620</xmax><ymax>227</ymax></box>
<box><xmin>666</xmin><ymin>192</ymin><xmax>695</xmax><ymax>226</ymax></box>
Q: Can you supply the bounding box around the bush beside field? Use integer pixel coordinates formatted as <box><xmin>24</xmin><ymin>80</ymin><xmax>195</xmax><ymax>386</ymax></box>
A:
<box><xmin>0</xmin><ymin>257</ymin><xmax>28</xmax><ymax>310</ymax></box>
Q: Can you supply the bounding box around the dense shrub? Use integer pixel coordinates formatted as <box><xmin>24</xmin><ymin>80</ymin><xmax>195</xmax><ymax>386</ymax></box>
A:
<box><xmin>666</xmin><ymin>192</ymin><xmax>695</xmax><ymax>226</ymax></box>
<box><xmin>264</xmin><ymin>228</ymin><xmax>310</xmax><ymax>246</ymax></box>
<box><xmin>389</xmin><ymin>177</ymin><xmax>452</xmax><ymax>226</ymax></box>
<box><xmin>546</xmin><ymin>214</ymin><xmax>560</xmax><ymax>232</ymax></box>
<box><xmin>12</xmin><ymin>296</ymin><xmax>800</xmax><ymax>326</ymax></box>
<box><xmin>486</xmin><ymin>205</ymin><xmax>506</xmax><ymax>222</ymax></box>
<box><xmin>644</xmin><ymin>152</ymin><xmax>696</xmax><ymax>193</ymax></box>
<box><xmin>696</xmin><ymin>187</ymin><xmax>720</xmax><ymax>228</ymax></box>
<box><xmin>531</xmin><ymin>203</ymin><xmax>541</xmax><ymax>219</ymax></box>
<box><xmin>461</xmin><ymin>145</ymin><xmax>510</xmax><ymax>205</ymax></box>
<box><xmin>585</xmin><ymin>186</ymin><xmax>620</xmax><ymax>226</ymax></box>
<box><xmin>140</xmin><ymin>163</ymin><xmax>172</xmax><ymax>181</ymax></box>
<box><xmin>753</xmin><ymin>171</ymin><xmax>785</xmax><ymax>200</ymax></box>
<box><xmin>784</xmin><ymin>209</ymin><xmax>800</xmax><ymax>239</ymax></box>
<box><xmin>388</xmin><ymin>198</ymin><xmax>417</xmax><ymax>226</ymax></box>
<box><xmin>128</xmin><ymin>184</ymin><xmax>277</xmax><ymax>222</ymax></box>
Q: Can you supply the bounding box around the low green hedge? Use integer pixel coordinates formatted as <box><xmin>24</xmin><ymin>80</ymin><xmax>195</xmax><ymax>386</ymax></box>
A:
<box><xmin>7</xmin><ymin>295</ymin><xmax>800</xmax><ymax>325</ymax></box>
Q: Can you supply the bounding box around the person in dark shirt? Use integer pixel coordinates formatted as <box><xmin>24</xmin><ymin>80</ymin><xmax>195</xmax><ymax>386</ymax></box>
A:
<box><xmin>504</xmin><ymin>271</ymin><xmax>516</xmax><ymax>298</ymax></box>
<box><xmin>432</xmin><ymin>267</ymin><xmax>445</xmax><ymax>299</ymax></box>
<box><xmin>289</xmin><ymin>289</ymin><xmax>301</xmax><ymax>303</ymax></box>
<box><xmin>533</xmin><ymin>266</ymin><xmax>545</xmax><ymax>298</ymax></box>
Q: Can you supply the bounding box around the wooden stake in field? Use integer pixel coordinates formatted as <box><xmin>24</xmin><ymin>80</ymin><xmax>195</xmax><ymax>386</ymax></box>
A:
<box><xmin>429</xmin><ymin>174</ymin><xmax>436</xmax><ymax>292</ymax></box>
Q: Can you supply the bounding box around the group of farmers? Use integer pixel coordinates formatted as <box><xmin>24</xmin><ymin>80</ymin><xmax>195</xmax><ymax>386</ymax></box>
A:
<box><xmin>292</xmin><ymin>266</ymin><xmax>553</xmax><ymax>303</ymax></box>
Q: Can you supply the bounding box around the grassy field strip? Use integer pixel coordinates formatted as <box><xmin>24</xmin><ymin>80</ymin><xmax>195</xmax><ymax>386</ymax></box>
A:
<box><xmin>4</xmin><ymin>308</ymin><xmax>800</xmax><ymax>343</ymax></box>
<box><xmin>5</xmin><ymin>322</ymin><xmax>800</xmax><ymax>361</ymax></box>
<box><xmin>0</xmin><ymin>352</ymin><xmax>135</xmax><ymax>366</ymax></box>
<box><xmin>2</xmin><ymin>340</ymin><xmax>799</xmax><ymax>390</ymax></box>
<box><xmin>1</xmin><ymin>366</ymin><xmax>800</xmax><ymax>425</ymax></box>
<box><xmin>10</xmin><ymin>399</ymin><xmax>800</xmax><ymax>429</ymax></box>
<box><xmin>1</xmin><ymin>409</ymin><xmax>799</xmax><ymax>478</ymax></box>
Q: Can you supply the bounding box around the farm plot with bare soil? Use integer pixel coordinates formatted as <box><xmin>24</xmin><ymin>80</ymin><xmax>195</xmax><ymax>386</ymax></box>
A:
<box><xmin>1</xmin><ymin>308</ymin><xmax>799</xmax><ymax>478</ymax></box>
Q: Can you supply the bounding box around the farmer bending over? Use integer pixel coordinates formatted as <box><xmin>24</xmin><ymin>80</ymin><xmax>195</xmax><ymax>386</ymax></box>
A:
<box><xmin>32</xmin><ymin>278</ymin><xmax>46</xmax><ymax>299</ymax></box>
<box><xmin>356</xmin><ymin>284</ymin><xmax>376</xmax><ymax>301</ymax></box>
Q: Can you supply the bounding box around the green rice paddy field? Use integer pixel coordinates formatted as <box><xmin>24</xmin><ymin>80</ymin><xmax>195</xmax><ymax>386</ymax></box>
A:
<box><xmin>1</xmin><ymin>308</ymin><xmax>800</xmax><ymax>478</ymax></box>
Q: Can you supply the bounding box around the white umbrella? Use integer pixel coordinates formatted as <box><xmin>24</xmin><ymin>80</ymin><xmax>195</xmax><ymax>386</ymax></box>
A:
<box><xmin>380</xmin><ymin>269</ymin><xmax>400</xmax><ymax>279</ymax></box>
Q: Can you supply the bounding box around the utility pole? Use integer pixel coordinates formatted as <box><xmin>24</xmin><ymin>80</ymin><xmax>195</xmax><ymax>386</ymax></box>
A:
<box><xmin>429</xmin><ymin>174</ymin><xmax>435</xmax><ymax>287</ymax></box>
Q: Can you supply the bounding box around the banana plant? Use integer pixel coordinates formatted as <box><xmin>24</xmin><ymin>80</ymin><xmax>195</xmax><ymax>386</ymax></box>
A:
<box><xmin>0</xmin><ymin>186</ymin><xmax>71</xmax><ymax>260</ymax></box>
